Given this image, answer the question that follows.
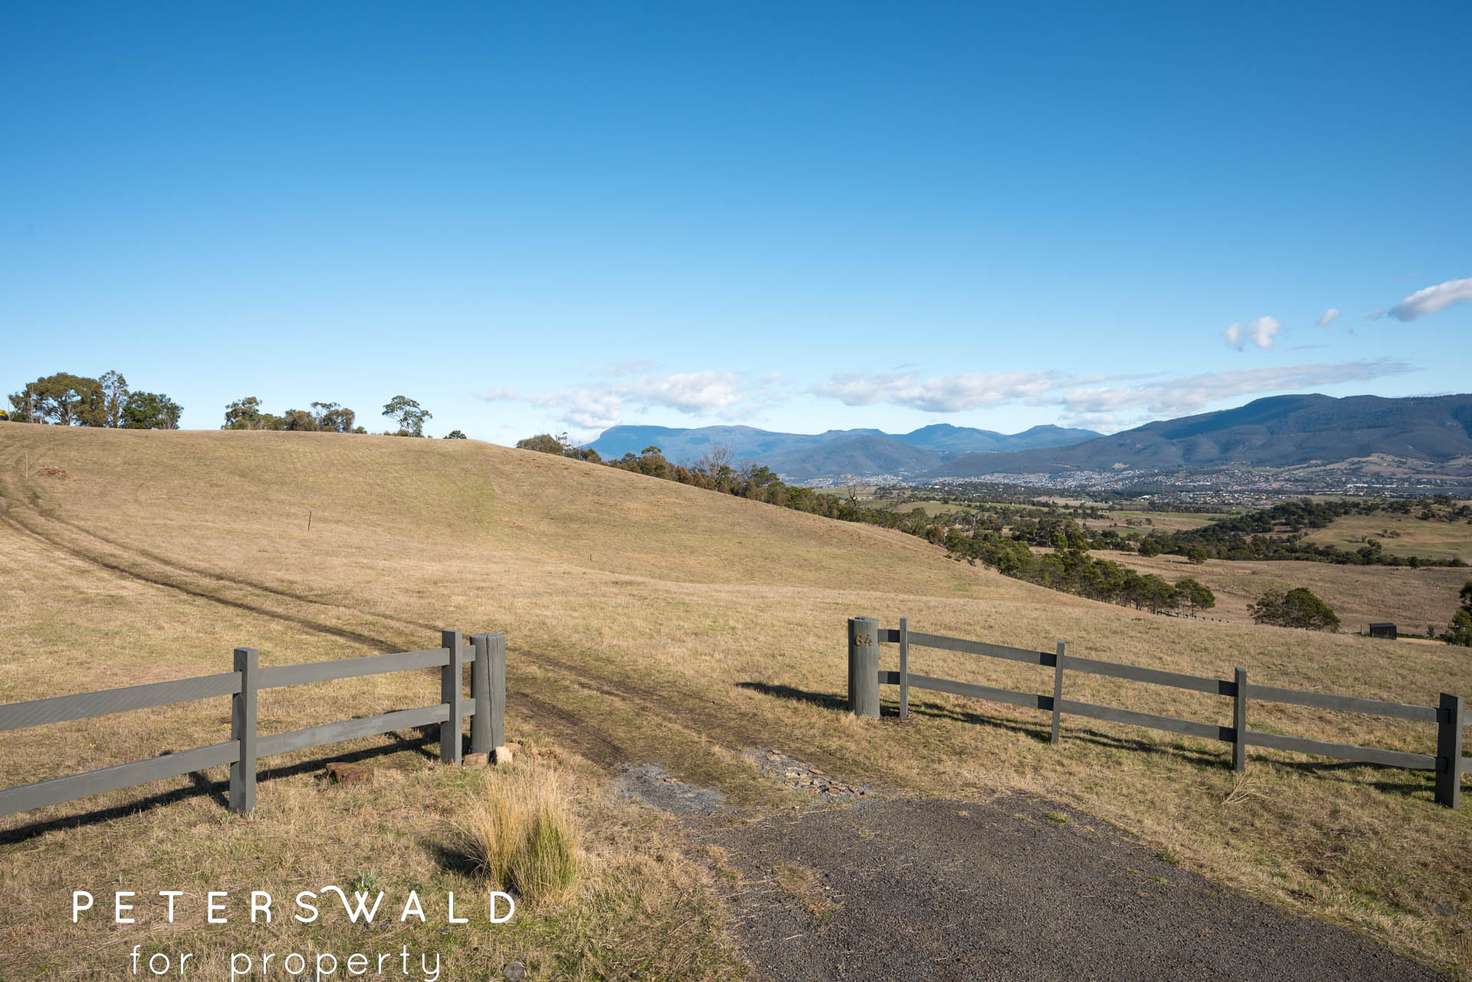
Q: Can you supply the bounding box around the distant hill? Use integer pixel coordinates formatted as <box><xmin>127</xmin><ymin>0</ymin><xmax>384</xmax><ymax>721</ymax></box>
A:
<box><xmin>585</xmin><ymin>422</ymin><xmax>1100</xmax><ymax>481</ymax></box>
<box><xmin>931</xmin><ymin>394</ymin><xmax>1472</xmax><ymax>477</ymax></box>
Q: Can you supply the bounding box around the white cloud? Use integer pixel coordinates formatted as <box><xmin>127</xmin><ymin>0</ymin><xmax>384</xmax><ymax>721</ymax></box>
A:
<box><xmin>1316</xmin><ymin>308</ymin><xmax>1340</xmax><ymax>327</ymax></box>
<box><xmin>496</xmin><ymin>354</ymin><xmax>1420</xmax><ymax>439</ymax></box>
<box><xmin>1385</xmin><ymin>277</ymin><xmax>1472</xmax><ymax>322</ymax></box>
<box><xmin>1224</xmin><ymin>315</ymin><xmax>1279</xmax><ymax>350</ymax></box>
<box><xmin>812</xmin><ymin>359</ymin><xmax>1416</xmax><ymax>431</ymax></box>
<box><xmin>812</xmin><ymin>371</ymin><xmax>1056</xmax><ymax>411</ymax></box>
<box><xmin>630</xmin><ymin>371</ymin><xmax>744</xmax><ymax>414</ymax></box>
<box><xmin>483</xmin><ymin>370</ymin><xmax>772</xmax><ymax>434</ymax></box>
<box><xmin>1054</xmin><ymin>359</ymin><xmax>1414</xmax><ymax>424</ymax></box>
<box><xmin>556</xmin><ymin>391</ymin><xmax>626</xmax><ymax>430</ymax></box>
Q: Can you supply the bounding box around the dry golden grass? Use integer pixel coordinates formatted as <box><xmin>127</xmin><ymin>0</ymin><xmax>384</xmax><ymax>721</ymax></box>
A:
<box><xmin>1096</xmin><ymin>548</ymin><xmax>1469</xmax><ymax>634</ymax></box>
<box><xmin>0</xmin><ymin>426</ymin><xmax>1469</xmax><ymax>977</ymax></box>
<box><xmin>456</xmin><ymin>760</ymin><xmax>579</xmax><ymax>905</ymax></box>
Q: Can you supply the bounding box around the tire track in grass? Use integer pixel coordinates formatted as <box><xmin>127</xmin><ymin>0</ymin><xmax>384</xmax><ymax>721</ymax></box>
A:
<box><xmin>512</xmin><ymin>690</ymin><xmax>627</xmax><ymax>768</ymax></box>
<box><xmin>0</xmin><ymin>492</ymin><xmax>648</xmax><ymax>775</ymax></box>
<box><xmin>3</xmin><ymin>483</ymin><xmax>824</xmax><ymax>799</ymax></box>
<box><xmin>0</xmin><ymin>505</ymin><xmax>404</xmax><ymax>651</ymax></box>
<box><xmin>6</xmin><ymin>497</ymin><xmax>841</xmax><ymax>800</ymax></box>
<box><xmin>42</xmin><ymin>511</ymin><xmax>444</xmax><ymax>636</ymax></box>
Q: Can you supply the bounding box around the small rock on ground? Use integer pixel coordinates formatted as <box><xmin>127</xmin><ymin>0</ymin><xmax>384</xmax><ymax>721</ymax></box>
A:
<box><xmin>746</xmin><ymin>749</ymin><xmax>871</xmax><ymax>800</ymax></box>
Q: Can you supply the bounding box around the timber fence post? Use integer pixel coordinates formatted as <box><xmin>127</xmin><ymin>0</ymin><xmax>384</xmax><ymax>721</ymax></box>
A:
<box><xmin>847</xmin><ymin>617</ymin><xmax>880</xmax><ymax>719</ymax></box>
<box><xmin>898</xmin><ymin>617</ymin><xmax>910</xmax><ymax>721</ymax></box>
<box><xmin>471</xmin><ymin>634</ymin><xmax>492</xmax><ymax>755</ymax></box>
<box><xmin>1050</xmin><ymin>641</ymin><xmax>1066</xmax><ymax>744</ymax></box>
<box><xmin>440</xmin><ymin>629</ymin><xmax>463</xmax><ymax>764</ymax></box>
<box><xmin>1233</xmin><ymin>667</ymin><xmax>1249</xmax><ymax>773</ymax></box>
<box><xmin>1435</xmin><ymin>693</ymin><xmax>1464</xmax><ymax>808</ymax></box>
<box><xmin>229</xmin><ymin>647</ymin><xmax>258</xmax><ymax>814</ymax></box>
<box><xmin>487</xmin><ymin>632</ymin><xmax>506</xmax><ymax>749</ymax></box>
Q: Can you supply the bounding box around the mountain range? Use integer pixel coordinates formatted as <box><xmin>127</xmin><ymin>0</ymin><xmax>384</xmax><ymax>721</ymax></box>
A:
<box><xmin>586</xmin><ymin>393</ymin><xmax>1472</xmax><ymax>483</ymax></box>
<box><xmin>585</xmin><ymin>423</ymin><xmax>1100</xmax><ymax>481</ymax></box>
<box><xmin>930</xmin><ymin>393</ymin><xmax>1472</xmax><ymax>478</ymax></box>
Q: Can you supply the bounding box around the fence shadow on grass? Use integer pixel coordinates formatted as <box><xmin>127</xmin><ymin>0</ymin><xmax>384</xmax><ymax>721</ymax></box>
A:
<box><xmin>736</xmin><ymin>679</ymin><xmax>1443</xmax><ymax>790</ymax></box>
<box><xmin>735</xmin><ymin>681</ymin><xmax>848</xmax><ymax>713</ymax></box>
<box><xmin>0</xmin><ymin>724</ymin><xmax>437</xmax><ymax>846</ymax></box>
<box><xmin>898</xmin><ymin>695</ymin><xmax>1233</xmax><ymax>767</ymax></box>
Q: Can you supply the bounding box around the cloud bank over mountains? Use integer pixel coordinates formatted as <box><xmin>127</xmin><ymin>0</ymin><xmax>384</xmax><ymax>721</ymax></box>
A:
<box><xmin>812</xmin><ymin>371</ymin><xmax>1056</xmax><ymax>412</ymax></box>
<box><xmin>487</xmin><ymin>359</ymin><xmax>1416</xmax><ymax>435</ymax></box>
<box><xmin>485</xmin><ymin>370</ymin><xmax>779</xmax><ymax>430</ymax></box>
<box><xmin>486</xmin><ymin>275</ymin><xmax>1462</xmax><ymax>435</ymax></box>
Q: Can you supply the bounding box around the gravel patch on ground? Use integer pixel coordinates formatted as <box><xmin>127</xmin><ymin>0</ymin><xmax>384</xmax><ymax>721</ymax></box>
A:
<box><xmin>744</xmin><ymin>749</ymin><xmax>872</xmax><ymax>800</ymax></box>
<box><xmin>703</xmin><ymin>793</ymin><xmax>1444</xmax><ymax>982</ymax></box>
<box><xmin>613</xmin><ymin>762</ymin><xmax>727</xmax><ymax>816</ymax></box>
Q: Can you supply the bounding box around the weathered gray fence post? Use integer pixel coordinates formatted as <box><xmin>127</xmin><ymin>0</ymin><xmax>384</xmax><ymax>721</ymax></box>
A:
<box><xmin>898</xmin><ymin>617</ymin><xmax>910</xmax><ymax>721</ymax></box>
<box><xmin>470</xmin><ymin>633</ymin><xmax>490</xmax><ymax>755</ymax></box>
<box><xmin>229</xmin><ymin>647</ymin><xmax>258</xmax><ymax>814</ymax></box>
<box><xmin>440</xmin><ymin>629</ymin><xmax>463</xmax><ymax>764</ymax></box>
<box><xmin>1233</xmin><ymin>667</ymin><xmax>1249</xmax><ymax>773</ymax></box>
<box><xmin>1435</xmin><ymin>692</ymin><xmax>1463</xmax><ymax>808</ymax></box>
<box><xmin>847</xmin><ymin>617</ymin><xmax>881</xmax><ymax>718</ymax></box>
<box><xmin>471</xmin><ymin>632</ymin><xmax>506</xmax><ymax>754</ymax></box>
<box><xmin>1050</xmin><ymin>641</ymin><xmax>1067</xmax><ymax>744</ymax></box>
<box><xmin>488</xmin><ymin>633</ymin><xmax>506</xmax><ymax>749</ymax></box>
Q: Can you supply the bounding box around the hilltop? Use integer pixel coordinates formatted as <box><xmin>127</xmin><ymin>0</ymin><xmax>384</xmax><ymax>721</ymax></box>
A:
<box><xmin>0</xmin><ymin>426</ymin><xmax>1468</xmax><ymax>977</ymax></box>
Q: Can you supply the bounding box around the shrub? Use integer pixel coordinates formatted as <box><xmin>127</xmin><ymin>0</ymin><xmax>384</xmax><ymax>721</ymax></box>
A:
<box><xmin>1174</xmin><ymin>577</ymin><xmax>1215</xmax><ymax>615</ymax></box>
<box><xmin>516</xmin><ymin>433</ymin><xmax>566</xmax><ymax>454</ymax></box>
<box><xmin>1444</xmin><ymin>581</ymin><xmax>1472</xmax><ymax>646</ymax></box>
<box><xmin>1446</xmin><ymin>609</ymin><xmax>1472</xmax><ymax>647</ymax></box>
<box><xmin>516</xmin><ymin>432</ymin><xmax>601</xmax><ymax>461</ymax></box>
<box><xmin>1250</xmin><ymin>587</ymin><xmax>1340</xmax><ymax>632</ymax></box>
<box><xmin>455</xmin><ymin>765</ymin><xmax>578</xmax><ymax>904</ymax></box>
<box><xmin>121</xmin><ymin>391</ymin><xmax>183</xmax><ymax>429</ymax></box>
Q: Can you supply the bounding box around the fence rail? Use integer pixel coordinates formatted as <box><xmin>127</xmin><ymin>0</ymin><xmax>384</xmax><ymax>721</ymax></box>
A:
<box><xmin>851</xmin><ymin>617</ymin><xmax>1468</xmax><ymax>809</ymax></box>
<box><xmin>0</xmin><ymin>629</ymin><xmax>507</xmax><ymax>821</ymax></box>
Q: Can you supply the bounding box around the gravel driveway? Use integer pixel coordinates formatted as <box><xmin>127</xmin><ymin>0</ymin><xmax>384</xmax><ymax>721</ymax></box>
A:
<box><xmin>703</xmin><ymin>793</ymin><xmax>1443</xmax><ymax>981</ymax></box>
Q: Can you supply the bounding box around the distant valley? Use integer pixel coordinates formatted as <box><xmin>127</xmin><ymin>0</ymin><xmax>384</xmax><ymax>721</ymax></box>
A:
<box><xmin>929</xmin><ymin>393</ymin><xmax>1472</xmax><ymax>491</ymax></box>
<box><xmin>587</xmin><ymin>394</ymin><xmax>1472</xmax><ymax>491</ymax></box>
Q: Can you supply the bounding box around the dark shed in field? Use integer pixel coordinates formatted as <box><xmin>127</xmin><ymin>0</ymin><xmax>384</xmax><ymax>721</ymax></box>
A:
<box><xmin>1368</xmin><ymin>622</ymin><xmax>1398</xmax><ymax>640</ymax></box>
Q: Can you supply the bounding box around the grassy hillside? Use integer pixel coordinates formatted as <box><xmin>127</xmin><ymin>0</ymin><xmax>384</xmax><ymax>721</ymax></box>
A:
<box><xmin>1305</xmin><ymin>511</ymin><xmax>1472</xmax><ymax>564</ymax></box>
<box><xmin>1083</xmin><ymin>508</ymin><xmax>1225</xmax><ymax>533</ymax></box>
<box><xmin>1097</xmin><ymin>549</ymin><xmax>1468</xmax><ymax>634</ymax></box>
<box><xmin>1</xmin><ymin>427</ymin><xmax>1470</xmax><ymax>978</ymax></box>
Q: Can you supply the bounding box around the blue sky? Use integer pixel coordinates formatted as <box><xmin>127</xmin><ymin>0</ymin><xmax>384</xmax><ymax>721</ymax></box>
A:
<box><xmin>3</xmin><ymin>1</ymin><xmax>1469</xmax><ymax>441</ymax></box>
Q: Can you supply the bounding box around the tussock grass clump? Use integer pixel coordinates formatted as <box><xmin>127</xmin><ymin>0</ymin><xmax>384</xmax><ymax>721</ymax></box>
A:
<box><xmin>457</xmin><ymin>765</ymin><xmax>579</xmax><ymax>904</ymax></box>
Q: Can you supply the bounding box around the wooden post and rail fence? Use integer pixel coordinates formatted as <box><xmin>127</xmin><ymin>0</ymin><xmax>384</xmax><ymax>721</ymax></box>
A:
<box><xmin>0</xmin><ymin>629</ymin><xmax>507</xmax><ymax>821</ymax></box>
<box><xmin>848</xmin><ymin>616</ymin><xmax>1469</xmax><ymax>809</ymax></box>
